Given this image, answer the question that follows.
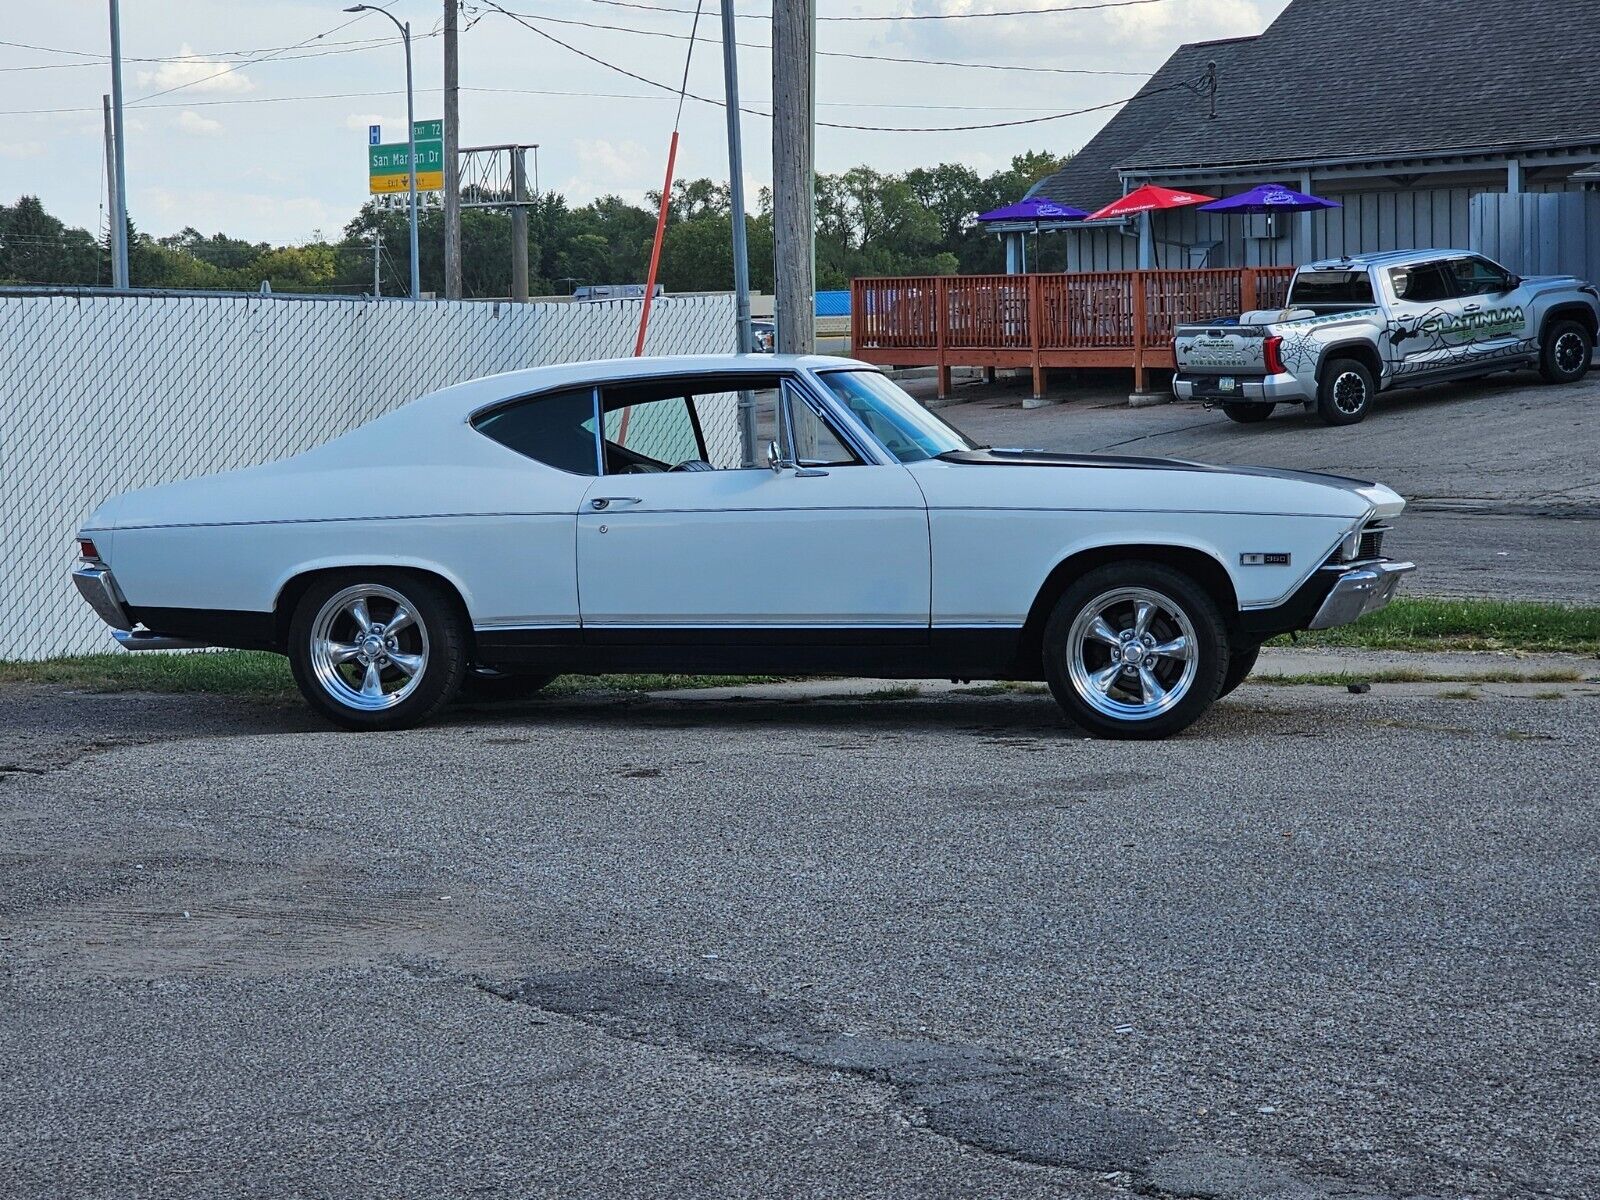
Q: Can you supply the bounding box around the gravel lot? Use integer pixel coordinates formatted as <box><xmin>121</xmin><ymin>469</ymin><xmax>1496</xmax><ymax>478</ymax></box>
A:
<box><xmin>908</xmin><ymin>363</ymin><xmax>1600</xmax><ymax>603</ymax></box>
<box><xmin>3</xmin><ymin>678</ymin><xmax>1597</xmax><ymax>1200</ymax></box>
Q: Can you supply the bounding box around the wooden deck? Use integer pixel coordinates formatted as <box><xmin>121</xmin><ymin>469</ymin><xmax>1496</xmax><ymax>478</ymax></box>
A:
<box><xmin>850</xmin><ymin>267</ymin><xmax>1295</xmax><ymax>395</ymax></box>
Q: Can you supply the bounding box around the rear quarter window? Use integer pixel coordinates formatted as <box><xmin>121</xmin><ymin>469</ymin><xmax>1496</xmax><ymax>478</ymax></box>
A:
<box><xmin>472</xmin><ymin>387</ymin><xmax>599</xmax><ymax>475</ymax></box>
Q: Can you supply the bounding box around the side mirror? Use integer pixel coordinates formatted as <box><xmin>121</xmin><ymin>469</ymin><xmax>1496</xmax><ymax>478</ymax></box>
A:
<box><xmin>1503</xmin><ymin>275</ymin><xmax>1521</xmax><ymax>292</ymax></box>
<box><xmin>766</xmin><ymin>439</ymin><xmax>788</xmax><ymax>472</ymax></box>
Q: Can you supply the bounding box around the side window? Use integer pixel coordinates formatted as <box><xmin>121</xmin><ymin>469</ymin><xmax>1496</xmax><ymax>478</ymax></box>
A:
<box><xmin>599</xmin><ymin>375</ymin><xmax>786</xmax><ymax>473</ymax></box>
<box><xmin>472</xmin><ymin>387</ymin><xmax>599</xmax><ymax>476</ymax></box>
<box><xmin>1389</xmin><ymin>262</ymin><xmax>1454</xmax><ymax>304</ymax></box>
<box><xmin>784</xmin><ymin>385</ymin><xmax>859</xmax><ymax>467</ymax></box>
<box><xmin>1449</xmin><ymin>256</ymin><xmax>1512</xmax><ymax>297</ymax></box>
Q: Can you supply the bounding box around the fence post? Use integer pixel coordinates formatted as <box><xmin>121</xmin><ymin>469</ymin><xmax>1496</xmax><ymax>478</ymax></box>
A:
<box><xmin>935</xmin><ymin>275</ymin><xmax>951</xmax><ymax>399</ymax></box>
<box><xmin>1131</xmin><ymin>271</ymin><xmax>1147</xmax><ymax>394</ymax></box>
<box><xmin>1240</xmin><ymin>267</ymin><xmax>1257</xmax><ymax>314</ymax></box>
<box><xmin>1028</xmin><ymin>273</ymin><xmax>1044</xmax><ymax>399</ymax></box>
<box><xmin>850</xmin><ymin>279</ymin><xmax>862</xmax><ymax>350</ymax></box>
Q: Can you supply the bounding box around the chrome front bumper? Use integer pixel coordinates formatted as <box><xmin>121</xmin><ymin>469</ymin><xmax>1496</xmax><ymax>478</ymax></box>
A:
<box><xmin>1309</xmin><ymin>560</ymin><xmax>1416</xmax><ymax>630</ymax></box>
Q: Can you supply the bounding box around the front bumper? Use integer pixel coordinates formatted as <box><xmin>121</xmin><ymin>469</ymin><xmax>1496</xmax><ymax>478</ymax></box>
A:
<box><xmin>1174</xmin><ymin>372</ymin><xmax>1313</xmax><ymax>405</ymax></box>
<box><xmin>1308</xmin><ymin>560</ymin><xmax>1416</xmax><ymax>630</ymax></box>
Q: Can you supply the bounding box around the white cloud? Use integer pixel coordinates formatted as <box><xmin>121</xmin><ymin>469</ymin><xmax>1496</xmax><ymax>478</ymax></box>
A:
<box><xmin>176</xmin><ymin>111</ymin><xmax>223</xmax><ymax>137</ymax></box>
<box><xmin>0</xmin><ymin>141</ymin><xmax>47</xmax><ymax>160</ymax></box>
<box><xmin>345</xmin><ymin>112</ymin><xmax>404</xmax><ymax>136</ymax></box>
<box><xmin>136</xmin><ymin>45</ymin><xmax>255</xmax><ymax>96</ymax></box>
<box><xmin>575</xmin><ymin>138</ymin><xmax>652</xmax><ymax>189</ymax></box>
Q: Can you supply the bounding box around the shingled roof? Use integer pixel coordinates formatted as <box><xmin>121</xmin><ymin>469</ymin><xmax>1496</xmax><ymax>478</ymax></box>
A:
<box><xmin>1029</xmin><ymin>0</ymin><xmax>1600</xmax><ymax>212</ymax></box>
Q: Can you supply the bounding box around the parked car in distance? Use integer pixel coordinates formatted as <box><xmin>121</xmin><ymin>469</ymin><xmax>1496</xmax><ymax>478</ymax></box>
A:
<box><xmin>1173</xmin><ymin>249</ymin><xmax>1600</xmax><ymax>425</ymax></box>
<box><xmin>72</xmin><ymin>355</ymin><xmax>1413</xmax><ymax>738</ymax></box>
<box><xmin>750</xmin><ymin>319</ymin><xmax>775</xmax><ymax>353</ymax></box>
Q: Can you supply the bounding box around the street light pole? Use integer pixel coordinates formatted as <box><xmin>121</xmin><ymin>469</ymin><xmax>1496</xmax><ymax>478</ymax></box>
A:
<box><xmin>346</xmin><ymin>6</ymin><xmax>420</xmax><ymax>300</ymax></box>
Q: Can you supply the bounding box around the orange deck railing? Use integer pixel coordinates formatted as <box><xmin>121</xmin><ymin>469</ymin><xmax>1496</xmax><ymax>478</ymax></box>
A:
<box><xmin>851</xmin><ymin>267</ymin><xmax>1295</xmax><ymax>395</ymax></box>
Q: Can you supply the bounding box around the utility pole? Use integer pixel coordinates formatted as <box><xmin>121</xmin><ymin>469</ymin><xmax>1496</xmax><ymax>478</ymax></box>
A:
<box><xmin>349</xmin><ymin>6</ymin><xmax>419</xmax><ymax>299</ymax></box>
<box><xmin>100</xmin><ymin>94</ymin><xmax>117</xmax><ymax>282</ymax></box>
<box><xmin>442</xmin><ymin>0</ymin><xmax>463</xmax><ymax>299</ymax></box>
<box><xmin>369</xmin><ymin>228</ymin><xmax>383</xmax><ymax>297</ymax></box>
<box><xmin>771</xmin><ymin>0</ymin><xmax>816</xmax><ymax>354</ymax></box>
<box><xmin>721</xmin><ymin>0</ymin><xmax>753</xmax><ymax>355</ymax></box>
<box><xmin>106</xmin><ymin>0</ymin><xmax>130</xmax><ymax>288</ymax></box>
<box><xmin>510</xmin><ymin>147</ymin><xmax>529</xmax><ymax>302</ymax></box>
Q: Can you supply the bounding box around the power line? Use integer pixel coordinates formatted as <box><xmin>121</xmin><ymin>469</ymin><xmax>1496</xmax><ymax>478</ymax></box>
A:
<box><xmin>482</xmin><ymin>2</ymin><xmax>1168</xmax><ymax>132</ymax></box>
<box><xmin>564</xmin><ymin>0</ymin><xmax>1172</xmax><ymax>20</ymax></box>
<box><xmin>483</xmin><ymin>7</ymin><xmax>1149</xmax><ymax>76</ymax></box>
<box><xmin>0</xmin><ymin>33</ymin><xmax>440</xmax><ymax>70</ymax></box>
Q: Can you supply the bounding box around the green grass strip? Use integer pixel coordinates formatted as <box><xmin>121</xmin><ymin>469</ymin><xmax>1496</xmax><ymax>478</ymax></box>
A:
<box><xmin>1269</xmin><ymin>597</ymin><xmax>1600</xmax><ymax>654</ymax></box>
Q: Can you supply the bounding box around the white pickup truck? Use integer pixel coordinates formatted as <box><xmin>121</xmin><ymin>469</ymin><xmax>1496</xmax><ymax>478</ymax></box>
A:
<box><xmin>1172</xmin><ymin>249</ymin><xmax>1600</xmax><ymax>425</ymax></box>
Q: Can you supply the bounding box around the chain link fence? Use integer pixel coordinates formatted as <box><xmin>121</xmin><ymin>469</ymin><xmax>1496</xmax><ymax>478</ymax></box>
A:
<box><xmin>0</xmin><ymin>289</ymin><xmax>734</xmax><ymax>660</ymax></box>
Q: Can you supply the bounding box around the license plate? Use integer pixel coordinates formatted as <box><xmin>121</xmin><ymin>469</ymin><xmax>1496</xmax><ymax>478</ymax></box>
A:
<box><xmin>1217</xmin><ymin>376</ymin><xmax>1237</xmax><ymax>394</ymax></box>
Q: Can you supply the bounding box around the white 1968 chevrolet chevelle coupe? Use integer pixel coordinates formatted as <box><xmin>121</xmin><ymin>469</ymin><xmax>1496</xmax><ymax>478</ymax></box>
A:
<box><xmin>72</xmin><ymin>355</ymin><xmax>1413</xmax><ymax>738</ymax></box>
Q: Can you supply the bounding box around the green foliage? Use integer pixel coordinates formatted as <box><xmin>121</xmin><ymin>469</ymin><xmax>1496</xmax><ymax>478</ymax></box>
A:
<box><xmin>1</xmin><ymin>150</ymin><xmax>1073</xmax><ymax>297</ymax></box>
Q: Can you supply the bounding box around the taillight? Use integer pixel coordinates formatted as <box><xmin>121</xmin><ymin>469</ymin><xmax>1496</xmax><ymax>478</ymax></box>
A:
<box><xmin>1263</xmin><ymin>335</ymin><xmax>1285</xmax><ymax>375</ymax></box>
<box><xmin>78</xmin><ymin>538</ymin><xmax>100</xmax><ymax>561</ymax></box>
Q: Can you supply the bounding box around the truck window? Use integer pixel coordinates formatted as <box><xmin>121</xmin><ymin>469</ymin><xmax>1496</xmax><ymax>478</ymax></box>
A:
<box><xmin>1448</xmin><ymin>256</ymin><xmax>1513</xmax><ymax>297</ymax></box>
<box><xmin>1388</xmin><ymin>262</ymin><xmax>1454</xmax><ymax>304</ymax></box>
<box><xmin>1287</xmin><ymin>270</ymin><xmax>1375</xmax><ymax>309</ymax></box>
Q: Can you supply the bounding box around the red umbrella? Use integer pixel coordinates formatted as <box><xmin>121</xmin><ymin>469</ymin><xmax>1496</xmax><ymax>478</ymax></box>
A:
<box><xmin>1085</xmin><ymin>184</ymin><xmax>1217</xmax><ymax>221</ymax></box>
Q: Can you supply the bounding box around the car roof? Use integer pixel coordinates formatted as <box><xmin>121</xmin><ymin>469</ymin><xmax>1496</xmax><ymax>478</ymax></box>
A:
<box><xmin>1301</xmin><ymin>249</ymin><xmax>1478</xmax><ymax>272</ymax></box>
<box><xmin>395</xmin><ymin>353</ymin><xmax>873</xmax><ymax>426</ymax></box>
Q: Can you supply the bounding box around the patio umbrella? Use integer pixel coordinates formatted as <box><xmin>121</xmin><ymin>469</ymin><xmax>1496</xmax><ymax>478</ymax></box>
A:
<box><xmin>1084</xmin><ymin>184</ymin><xmax>1217</xmax><ymax>268</ymax></box>
<box><xmin>1198</xmin><ymin>183</ymin><xmax>1341</xmax><ymax>266</ymax></box>
<box><xmin>978</xmin><ymin>198</ymin><xmax>1087</xmax><ymax>272</ymax></box>
<box><xmin>977</xmin><ymin>197</ymin><xmax>1089</xmax><ymax>223</ymax></box>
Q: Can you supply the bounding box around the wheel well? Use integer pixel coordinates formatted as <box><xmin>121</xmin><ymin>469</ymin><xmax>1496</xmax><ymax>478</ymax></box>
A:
<box><xmin>1319</xmin><ymin>341</ymin><xmax>1382</xmax><ymax>383</ymax></box>
<box><xmin>272</xmin><ymin>565</ymin><xmax>474</xmax><ymax>653</ymax></box>
<box><xmin>1542</xmin><ymin>303</ymin><xmax>1598</xmax><ymax>342</ymax></box>
<box><xmin>1014</xmin><ymin>545</ymin><xmax>1240</xmax><ymax>674</ymax></box>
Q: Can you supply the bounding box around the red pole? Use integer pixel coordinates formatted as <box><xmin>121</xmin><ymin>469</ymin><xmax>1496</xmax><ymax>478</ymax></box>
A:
<box><xmin>634</xmin><ymin>130</ymin><xmax>679</xmax><ymax>357</ymax></box>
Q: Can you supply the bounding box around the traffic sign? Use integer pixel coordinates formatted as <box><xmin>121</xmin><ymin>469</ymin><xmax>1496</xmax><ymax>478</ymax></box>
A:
<box><xmin>369</xmin><ymin>124</ymin><xmax>381</xmax><ymax>146</ymax></box>
<box><xmin>368</xmin><ymin>119</ymin><xmax>445</xmax><ymax>195</ymax></box>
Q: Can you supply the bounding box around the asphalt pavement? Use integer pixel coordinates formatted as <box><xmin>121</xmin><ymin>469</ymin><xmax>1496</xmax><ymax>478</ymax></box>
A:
<box><xmin>3</xmin><ymin>673</ymin><xmax>1598</xmax><ymax>1200</ymax></box>
<box><xmin>904</xmin><ymin>363</ymin><xmax>1600</xmax><ymax>603</ymax></box>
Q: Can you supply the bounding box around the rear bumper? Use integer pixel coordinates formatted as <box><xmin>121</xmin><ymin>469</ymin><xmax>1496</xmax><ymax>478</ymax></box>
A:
<box><xmin>73</xmin><ymin>563</ymin><xmax>209</xmax><ymax>651</ymax></box>
<box><xmin>1174</xmin><ymin>372</ymin><xmax>1312</xmax><ymax>405</ymax></box>
<box><xmin>1308</xmin><ymin>560</ymin><xmax>1415</xmax><ymax>630</ymax></box>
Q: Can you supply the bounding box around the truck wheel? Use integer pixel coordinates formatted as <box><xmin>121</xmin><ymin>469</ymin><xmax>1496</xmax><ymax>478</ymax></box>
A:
<box><xmin>1219</xmin><ymin>642</ymin><xmax>1261</xmax><ymax>698</ymax></box>
<box><xmin>288</xmin><ymin>570</ymin><xmax>468</xmax><ymax>731</ymax></box>
<box><xmin>1316</xmin><ymin>359</ymin><xmax>1375</xmax><ymax>425</ymax></box>
<box><xmin>1042</xmin><ymin>562</ymin><xmax>1229</xmax><ymax>739</ymax></box>
<box><xmin>1539</xmin><ymin>319</ymin><xmax>1592</xmax><ymax>384</ymax></box>
<box><xmin>1221</xmin><ymin>402</ymin><xmax>1274</xmax><ymax>423</ymax></box>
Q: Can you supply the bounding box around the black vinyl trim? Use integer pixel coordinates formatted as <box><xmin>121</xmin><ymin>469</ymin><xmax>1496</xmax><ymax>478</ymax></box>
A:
<box><xmin>128</xmin><ymin>607</ymin><xmax>277</xmax><ymax>651</ymax></box>
<box><xmin>939</xmin><ymin>448</ymin><xmax>1376</xmax><ymax>489</ymax></box>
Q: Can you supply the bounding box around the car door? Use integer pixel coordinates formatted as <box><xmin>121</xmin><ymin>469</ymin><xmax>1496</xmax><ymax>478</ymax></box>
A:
<box><xmin>1384</xmin><ymin>258</ymin><xmax>1471</xmax><ymax>378</ymax></box>
<box><xmin>575</xmin><ymin>373</ymin><xmax>931</xmax><ymax>641</ymax></box>
<box><xmin>1445</xmin><ymin>254</ymin><xmax>1535</xmax><ymax>361</ymax></box>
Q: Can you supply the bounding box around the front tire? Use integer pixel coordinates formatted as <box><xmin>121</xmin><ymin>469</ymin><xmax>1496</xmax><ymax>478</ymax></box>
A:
<box><xmin>1219</xmin><ymin>642</ymin><xmax>1261</xmax><ymax>698</ymax></box>
<box><xmin>1042</xmin><ymin>562</ymin><xmax>1229</xmax><ymax>739</ymax></box>
<box><xmin>1539</xmin><ymin>319</ymin><xmax>1592</xmax><ymax>384</ymax></box>
<box><xmin>1316</xmin><ymin>358</ymin><xmax>1375</xmax><ymax>425</ymax></box>
<box><xmin>1221</xmin><ymin>401</ymin><xmax>1273</xmax><ymax>423</ymax></box>
<box><xmin>288</xmin><ymin>571</ymin><xmax>468</xmax><ymax>731</ymax></box>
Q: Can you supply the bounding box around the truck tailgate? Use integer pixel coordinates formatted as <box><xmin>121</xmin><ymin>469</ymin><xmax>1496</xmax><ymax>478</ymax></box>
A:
<box><xmin>1173</xmin><ymin>324</ymin><xmax>1269</xmax><ymax>376</ymax></box>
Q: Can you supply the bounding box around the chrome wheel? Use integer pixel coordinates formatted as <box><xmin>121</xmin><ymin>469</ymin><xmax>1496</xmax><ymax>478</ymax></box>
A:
<box><xmin>1065</xmin><ymin>586</ymin><xmax>1198</xmax><ymax>720</ymax></box>
<box><xmin>1554</xmin><ymin>330</ymin><xmax>1587</xmax><ymax>374</ymax></box>
<box><xmin>1332</xmin><ymin>370</ymin><xmax>1368</xmax><ymax>415</ymax></box>
<box><xmin>308</xmin><ymin>583</ymin><xmax>429</xmax><ymax>712</ymax></box>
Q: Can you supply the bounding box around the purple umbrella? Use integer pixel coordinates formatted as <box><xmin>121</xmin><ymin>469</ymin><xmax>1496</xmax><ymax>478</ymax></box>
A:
<box><xmin>1198</xmin><ymin>184</ymin><xmax>1340</xmax><ymax>266</ymax></box>
<box><xmin>977</xmin><ymin>196</ymin><xmax>1089</xmax><ymax>223</ymax></box>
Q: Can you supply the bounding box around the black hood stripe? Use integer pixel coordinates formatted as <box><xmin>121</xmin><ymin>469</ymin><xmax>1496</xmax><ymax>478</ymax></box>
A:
<box><xmin>938</xmin><ymin>448</ymin><xmax>1375</xmax><ymax>490</ymax></box>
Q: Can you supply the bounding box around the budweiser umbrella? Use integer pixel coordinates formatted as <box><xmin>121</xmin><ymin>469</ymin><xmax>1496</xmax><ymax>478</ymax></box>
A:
<box><xmin>1085</xmin><ymin>185</ymin><xmax>1216</xmax><ymax>268</ymax></box>
<box><xmin>1084</xmin><ymin>184</ymin><xmax>1216</xmax><ymax>222</ymax></box>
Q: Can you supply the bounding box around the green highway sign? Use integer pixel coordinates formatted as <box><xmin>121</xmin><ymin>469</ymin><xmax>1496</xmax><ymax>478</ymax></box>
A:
<box><xmin>368</xmin><ymin>119</ymin><xmax>445</xmax><ymax>193</ymax></box>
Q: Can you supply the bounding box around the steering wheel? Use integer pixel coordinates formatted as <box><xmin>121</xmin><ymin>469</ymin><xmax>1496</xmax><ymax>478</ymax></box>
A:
<box><xmin>669</xmin><ymin>459</ymin><xmax>715</xmax><ymax>473</ymax></box>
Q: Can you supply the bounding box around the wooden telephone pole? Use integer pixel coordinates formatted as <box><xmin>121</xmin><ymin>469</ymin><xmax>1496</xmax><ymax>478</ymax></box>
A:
<box><xmin>772</xmin><ymin>0</ymin><xmax>816</xmax><ymax>354</ymax></box>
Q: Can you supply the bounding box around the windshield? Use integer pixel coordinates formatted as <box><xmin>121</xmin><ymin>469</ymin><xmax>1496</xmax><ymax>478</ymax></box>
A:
<box><xmin>814</xmin><ymin>370</ymin><xmax>976</xmax><ymax>463</ymax></box>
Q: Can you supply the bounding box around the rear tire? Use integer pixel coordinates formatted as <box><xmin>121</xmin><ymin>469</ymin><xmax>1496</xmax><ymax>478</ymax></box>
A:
<box><xmin>1221</xmin><ymin>402</ymin><xmax>1273</xmax><ymax>423</ymax></box>
<box><xmin>1219</xmin><ymin>642</ymin><xmax>1261</xmax><ymax>698</ymax></box>
<box><xmin>1316</xmin><ymin>358</ymin><xmax>1375</xmax><ymax>425</ymax></box>
<box><xmin>1042</xmin><ymin>562</ymin><xmax>1229</xmax><ymax>739</ymax></box>
<box><xmin>1539</xmin><ymin>319</ymin><xmax>1592</xmax><ymax>384</ymax></box>
<box><xmin>288</xmin><ymin>570</ymin><xmax>468</xmax><ymax>731</ymax></box>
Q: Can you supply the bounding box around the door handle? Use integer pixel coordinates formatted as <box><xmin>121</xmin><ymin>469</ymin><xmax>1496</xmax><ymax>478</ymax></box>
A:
<box><xmin>589</xmin><ymin>497</ymin><xmax>641</xmax><ymax>511</ymax></box>
<box><xmin>1463</xmin><ymin>303</ymin><xmax>1482</xmax><ymax>312</ymax></box>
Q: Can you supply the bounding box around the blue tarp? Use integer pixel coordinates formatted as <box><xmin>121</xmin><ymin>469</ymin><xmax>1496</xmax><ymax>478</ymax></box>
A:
<box><xmin>815</xmin><ymin>290</ymin><xmax>850</xmax><ymax>317</ymax></box>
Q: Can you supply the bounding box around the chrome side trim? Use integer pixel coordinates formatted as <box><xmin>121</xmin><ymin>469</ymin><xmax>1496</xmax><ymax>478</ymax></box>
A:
<box><xmin>1308</xmin><ymin>561</ymin><xmax>1416</xmax><ymax>630</ymax></box>
<box><xmin>112</xmin><ymin>629</ymin><xmax>211</xmax><ymax>652</ymax></box>
<box><xmin>72</xmin><ymin>564</ymin><xmax>133</xmax><ymax>631</ymax></box>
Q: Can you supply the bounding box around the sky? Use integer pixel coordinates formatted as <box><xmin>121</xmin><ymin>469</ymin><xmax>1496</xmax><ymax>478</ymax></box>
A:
<box><xmin>0</xmin><ymin>0</ymin><xmax>1291</xmax><ymax>245</ymax></box>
